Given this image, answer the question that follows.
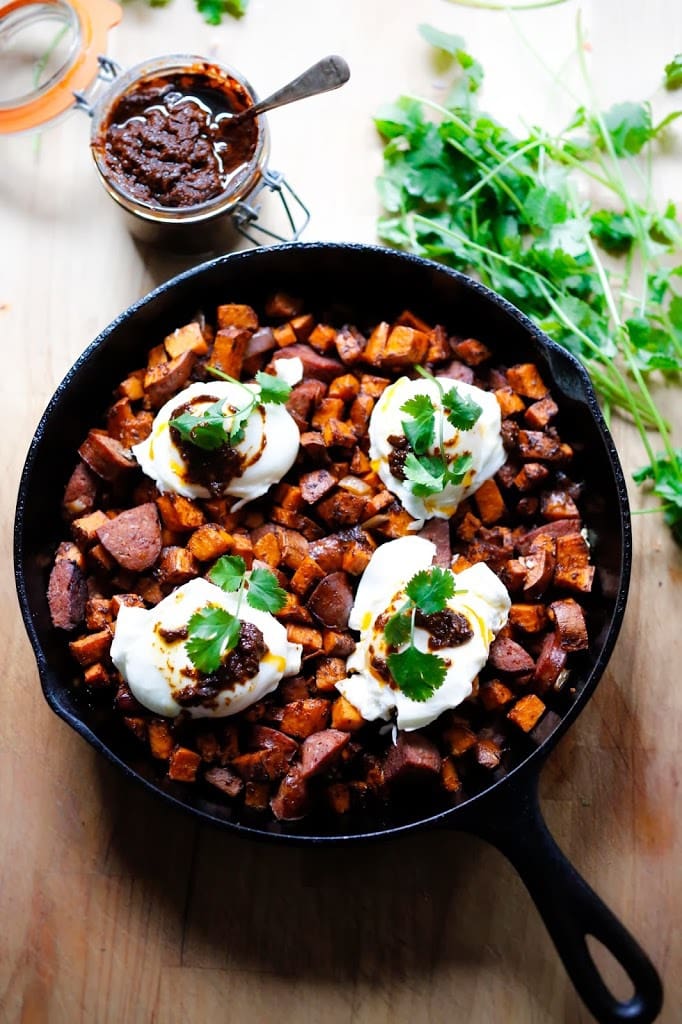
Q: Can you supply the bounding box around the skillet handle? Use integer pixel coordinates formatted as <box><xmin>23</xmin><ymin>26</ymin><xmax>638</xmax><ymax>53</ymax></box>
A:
<box><xmin>453</xmin><ymin>772</ymin><xmax>663</xmax><ymax>1023</ymax></box>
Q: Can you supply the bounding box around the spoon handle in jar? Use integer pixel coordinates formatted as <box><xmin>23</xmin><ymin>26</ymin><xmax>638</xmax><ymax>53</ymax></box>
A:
<box><xmin>234</xmin><ymin>55</ymin><xmax>350</xmax><ymax>123</ymax></box>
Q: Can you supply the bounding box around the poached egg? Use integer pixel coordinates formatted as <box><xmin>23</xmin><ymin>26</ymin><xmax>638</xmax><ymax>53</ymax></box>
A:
<box><xmin>110</xmin><ymin>576</ymin><xmax>302</xmax><ymax>719</ymax></box>
<box><xmin>133</xmin><ymin>359</ymin><xmax>303</xmax><ymax>508</ymax></box>
<box><xmin>368</xmin><ymin>375</ymin><xmax>505</xmax><ymax>521</ymax></box>
<box><xmin>336</xmin><ymin>536</ymin><xmax>510</xmax><ymax>731</ymax></box>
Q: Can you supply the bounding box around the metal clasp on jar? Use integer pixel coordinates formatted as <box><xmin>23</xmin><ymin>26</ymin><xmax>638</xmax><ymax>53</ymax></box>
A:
<box><xmin>232</xmin><ymin>169</ymin><xmax>310</xmax><ymax>245</ymax></box>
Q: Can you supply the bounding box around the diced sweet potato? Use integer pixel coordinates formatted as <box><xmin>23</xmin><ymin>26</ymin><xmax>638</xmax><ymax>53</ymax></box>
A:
<box><xmin>322</xmin><ymin>630</ymin><xmax>356</xmax><ymax>657</ymax></box>
<box><xmin>334</xmin><ymin>324</ymin><xmax>366</xmax><ymax>365</ymax></box>
<box><xmin>156</xmin><ymin>494</ymin><xmax>205</xmax><ymax>532</ymax></box>
<box><xmin>453</xmin><ymin>337</ymin><xmax>492</xmax><ymax>366</ymax></box>
<box><xmin>308</xmin><ymin>323</ymin><xmax>337</xmax><ymax>352</ymax></box>
<box><xmin>158</xmin><ymin>546</ymin><xmax>198</xmax><ymax>586</ymax></box>
<box><xmin>376</xmin><ymin>324</ymin><xmax>429</xmax><ymax>369</ymax></box>
<box><xmin>187</xmin><ymin>523</ymin><xmax>233</xmax><ymax>561</ymax></box>
<box><xmin>216</xmin><ymin>302</ymin><xmax>259</xmax><ymax>331</ymax></box>
<box><xmin>231</xmin><ymin>749</ymin><xmax>292</xmax><ymax>782</ymax></box>
<box><xmin>144</xmin><ymin>350</ymin><xmax>195</xmax><ymax>408</ymax></box>
<box><xmin>443</xmin><ymin>722</ymin><xmax>476</xmax><ymax>757</ymax></box>
<box><xmin>82</xmin><ymin>661</ymin><xmax>110</xmax><ymax>687</ymax></box>
<box><xmin>110</xmin><ymin>593</ymin><xmax>145</xmax><ymax>616</ymax></box>
<box><xmin>209</xmin><ymin>326</ymin><xmax>250</xmax><ymax>379</ymax></box>
<box><xmin>68</xmin><ymin>629</ymin><xmax>111</xmax><ymax>666</ymax></box>
<box><xmin>273</xmin><ymin>322</ymin><xmax>297</xmax><ymax>348</ymax></box>
<box><xmin>473</xmin><ymin>478</ymin><xmax>506</xmax><ymax>526</ymax></box>
<box><xmin>554</xmin><ymin>533</ymin><xmax>595</xmax><ymax>594</ymax></box>
<box><xmin>118</xmin><ymin>371</ymin><xmax>145</xmax><ymax>401</ymax></box>
<box><xmin>279</xmin><ymin>698</ymin><xmax>330</xmax><ymax>739</ymax></box>
<box><xmin>494</xmin><ymin>386</ymin><xmax>527</xmax><ymax>417</ymax></box>
<box><xmin>252</xmin><ymin>531</ymin><xmax>281</xmax><ymax>568</ymax></box>
<box><xmin>168</xmin><ymin>746</ymin><xmax>202</xmax><ymax>782</ymax></box>
<box><xmin>541</xmin><ymin>490</ymin><xmax>581</xmax><ymax>522</ymax></box>
<box><xmin>321</xmin><ymin>419</ymin><xmax>358</xmax><ymax>449</ymax></box>
<box><xmin>328</xmin><ymin>373</ymin><xmax>360</xmax><ymax>402</ymax></box>
<box><xmin>359</xmin><ymin>374</ymin><xmax>390</xmax><ymax>398</ymax></box>
<box><xmin>509</xmin><ymin>603</ymin><xmax>548</xmax><ymax>633</ymax></box>
<box><xmin>285</xmin><ymin>624</ymin><xmax>323</xmax><ymax>655</ymax></box>
<box><xmin>506</xmin><ymin>363</ymin><xmax>549</xmax><ymax>399</ymax></box>
<box><xmin>230</xmin><ymin>533</ymin><xmax>254</xmax><ymax>569</ymax></box>
<box><xmin>331</xmin><ymin>695</ymin><xmax>365</xmax><ymax>732</ymax></box>
<box><xmin>440</xmin><ymin>757</ymin><xmax>462</xmax><ymax>793</ymax></box>
<box><xmin>479</xmin><ymin>679</ymin><xmax>515</xmax><ymax>711</ymax></box>
<box><xmin>507</xmin><ymin>694</ymin><xmax>546</xmax><ymax>733</ymax></box>
<box><xmin>513</xmin><ymin>463</ymin><xmax>550</xmax><ymax>493</ymax></box>
<box><xmin>148</xmin><ymin>720</ymin><xmax>174</xmax><ymax>760</ymax></box>
<box><xmin>315</xmin><ymin>657</ymin><xmax>347</xmax><ymax>693</ymax></box>
<box><xmin>164</xmin><ymin>321</ymin><xmax>208</xmax><ymax>358</ymax></box>
<box><xmin>85</xmin><ymin>596</ymin><xmax>112</xmax><ymax>630</ymax></box>
<box><xmin>517</xmin><ymin>430</ymin><xmax>573</xmax><ymax>463</ymax></box>
<box><xmin>524</xmin><ymin>396</ymin><xmax>558</xmax><ymax>430</ymax></box>
<box><xmin>316</xmin><ymin>491</ymin><xmax>367</xmax><ymax>528</ymax></box>
<box><xmin>426</xmin><ymin>323</ymin><xmax>450</xmax><ymax>364</ymax></box>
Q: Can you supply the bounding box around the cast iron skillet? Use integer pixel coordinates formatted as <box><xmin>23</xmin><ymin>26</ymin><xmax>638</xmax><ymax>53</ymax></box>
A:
<box><xmin>14</xmin><ymin>243</ymin><xmax>663</xmax><ymax>1022</ymax></box>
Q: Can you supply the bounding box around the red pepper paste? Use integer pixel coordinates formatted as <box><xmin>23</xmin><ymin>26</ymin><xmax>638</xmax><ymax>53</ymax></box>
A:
<box><xmin>97</xmin><ymin>67</ymin><xmax>259</xmax><ymax>209</ymax></box>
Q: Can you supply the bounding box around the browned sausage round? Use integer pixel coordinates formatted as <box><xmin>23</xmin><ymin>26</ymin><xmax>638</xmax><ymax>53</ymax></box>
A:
<box><xmin>308</xmin><ymin>571</ymin><xmax>354</xmax><ymax>628</ymax></box>
<box><xmin>96</xmin><ymin>502</ymin><xmax>162</xmax><ymax>572</ymax></box>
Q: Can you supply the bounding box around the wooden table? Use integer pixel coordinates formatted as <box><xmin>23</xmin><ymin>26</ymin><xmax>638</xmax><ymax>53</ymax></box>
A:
<box><xmin>1</xmin><ymin>1</ymin><xmax>680</xmax><ymax>1021</ymax></box>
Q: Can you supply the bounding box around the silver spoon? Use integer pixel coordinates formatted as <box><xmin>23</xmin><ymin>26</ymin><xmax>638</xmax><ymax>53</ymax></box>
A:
<box><xmin>226</xmin><ymin>55</ymin><xmax>350</xmax><ymax>126</ymax></box>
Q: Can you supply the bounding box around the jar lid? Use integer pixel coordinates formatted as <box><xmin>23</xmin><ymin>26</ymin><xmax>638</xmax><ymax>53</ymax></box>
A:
<box><xmin>0</xmin><ymin>0</ymin><xmax>121</xmax><ymax>134</ymax></box>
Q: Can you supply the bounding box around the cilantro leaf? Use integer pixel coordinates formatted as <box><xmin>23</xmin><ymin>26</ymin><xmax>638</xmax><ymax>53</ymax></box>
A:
<box><xmin>600</xmin><ymin>102</ymin><xmax>654</xmax><ymax>157</ymax></box>
<box><xmin>400</xmin><ymin>393</ymin><xmax>435</xmax><ymax>454</ymax></box>
<box><xmin>194</xmin><ymin>0</ymin><xmax>247</xmax><ymax>25</ymax></box>
<box><xmin>169</xmin><ymin>400</ymin><xmax>229</xmax><ymax>451</ymax></box>
<box><xmin>664</xmin><ymin>55</ymin><xmax>682</xmax><ymax>90</ymax></box>
<box><xmin>442</xmin><ymin>387</ymin><xmax>482</xmax><ymax>431</ymax></box>
<box><xmin>384</xmin><ymin>610</ymin><xmax>412</xmax><ymax>648</ymax></box>
<box><xmin>246</xmin><ymin>567</ymin><xmax>287</xmax><ymax>613</ymax></box>
<box><xmin>185</xmin><ymin>607</ymin><xmax>241</xmax><ymax>673</ymax></box>
<box><xmin>445</xmin><ymin>453</ymin><xmax>473</xmax><ymax>486</ymax></box>
<box><xmin>406</xmin><ymin>566</ymin><xmax>455</xmax><ymax>614</ymax></box>
<box><xmin>255</xmin><ymin>370</ymin><xmax>292</xmax><ymax>405</ymax></box>
<box><xmin>403</xmin><ymin>452</ymin><xmax>445</xmax><ymax>496</ymax></box>
<box><xmin>387</xmin><ymin>645</ymin><xmax>447</xmax><ymax>702</ymax></box>
<box><xmin>228</xmin><ymin>403</ymin><xmax>252</xmax><ymax>446</ymax></box>
<box><xmin>209</xmin><ymin>555</ymin><xmax>246</xmax><ymax>592</ymax></box>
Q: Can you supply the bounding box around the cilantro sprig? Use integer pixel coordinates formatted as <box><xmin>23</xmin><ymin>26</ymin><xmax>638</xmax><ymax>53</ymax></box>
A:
<box><xmin>169</xmin><ymin>369</ymin><xmax>291</xmax><ymax>452</ymax></box>
<box><xmin>376</xmin><ymin>24</ymin><xmax>682</xmax><ymax>544</ymax></box>
<box><xmin>398</xmin><ymin>366</ymin><xmax>481</xmax><ymax>497</ymax></box>
<box><xmin>143</xmin><ymin>0</ymin><xmax>248</xmax><ymax>26</ymax></box>
<box><xmin>184</xmin><ymin>556</ymin><xmax>287</xmax><ymax>674</ymax></box>
<box><xmin>384</xmin><ymin>566</ymin><xmax>463</xmax><ymax>702</ymax></box>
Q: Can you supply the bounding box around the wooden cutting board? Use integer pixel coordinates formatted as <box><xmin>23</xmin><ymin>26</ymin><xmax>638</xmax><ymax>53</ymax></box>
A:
<box><xmin>1</xmin><ymin>1</ymin><xmax>680</xmax><ymax>1021</ymax></box>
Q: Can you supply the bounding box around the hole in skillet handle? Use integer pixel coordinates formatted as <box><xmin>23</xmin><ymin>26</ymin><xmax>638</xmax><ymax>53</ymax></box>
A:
<box><xmin>450</xmin><ymin>768</ymin><xmax>663</xmax><ymax>1024</ymax></box>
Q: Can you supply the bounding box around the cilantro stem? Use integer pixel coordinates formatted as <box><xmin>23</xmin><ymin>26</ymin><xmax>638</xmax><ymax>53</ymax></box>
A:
<box><xmin>447</xmin><ymin>0</ymin><xmax>569</xmax><ymax>9</ymax></box>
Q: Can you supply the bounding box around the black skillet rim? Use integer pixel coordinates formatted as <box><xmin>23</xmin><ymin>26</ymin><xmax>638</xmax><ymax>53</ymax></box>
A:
<box><xmin>13</xmin><ymin>241</ymin><xmax>633</xmax><ymax>844</ymax></box>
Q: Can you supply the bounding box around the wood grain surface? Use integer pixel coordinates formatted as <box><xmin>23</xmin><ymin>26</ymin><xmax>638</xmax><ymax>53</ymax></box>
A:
<box><xmin>1</xmin><ymin>1</ymin><xmax>680</xmax><ymax>1022</ymax></box>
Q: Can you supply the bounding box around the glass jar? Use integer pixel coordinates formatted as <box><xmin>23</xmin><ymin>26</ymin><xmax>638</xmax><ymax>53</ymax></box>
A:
<box><xmin>0</xmin><ymin>0</ymin><xmax>310</xmax><ymax>253</ymax></box>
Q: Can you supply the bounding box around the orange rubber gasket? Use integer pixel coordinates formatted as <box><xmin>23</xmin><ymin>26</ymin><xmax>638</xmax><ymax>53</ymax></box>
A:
<box><xmin>0</xmin><ymin>0</ymin><xmax>122</xmax><ymax>134</ymax></box>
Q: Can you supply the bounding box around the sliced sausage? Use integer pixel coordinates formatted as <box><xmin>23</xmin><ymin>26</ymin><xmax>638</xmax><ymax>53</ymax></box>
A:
<box><xmin>286</xmin><ymin>379</ymin><xmax>326</xmax><ymax>424</ymax></box>
<box><xmin>550</xmin><ymin>598</ymin><xmax>588</xmax><ymax>652</ymax></box>
<box><xmin>47</xmin><ymin>558</ymin><xmax>87</xmax><ymax>630</ymax></box>
<box><xmin>300</xmin><ymin>468</ymin><xmax>337</xmax><ymax>505</ymax></box>
<box><xmin>270</xmin><ymin>769</ymin><xmax>309</xmax><ymax>821</ymax></box>
<box><xmin>78</xmin><ymin>430</ymin><xmax>137</xmax><ymax>481</ymax></box>
<box><xmin>272</xmin><ymin>345</ymin><xmax>344</xmax><ymax>382</ymax></box>
<box><xmin>488</xmin><ymin>635</ymin><xmax>536</xmax><ymax>675</ymax></box>
<box><xmin>96</xmin><ymin>502</ymin><xmax>162</xmax><ymax>572</ymax></box>
<box><xmin>533</xmin><ymin>631</ymin><xmax>568</xmax><ymax>692</ymax></box>
<box><xmin>249</xmin><ymin>725</ymin><xmax>298</xmax><ymax>759</ymax></box>
<box><xmin>384</xmin><ymin>731</ymin><xmax>441</xmax><ymax>784</ymax></box>
<box><xmin>62</xmin><ymin>462</ymin><xmax>98</xmax><ymax>519</ymax></box>
<box><xmin>299</xmin><ymin>729</ymin><xmax>350</xmax><ymax>778</ymax></box>
<box><xmin>438</xmin><ymin>359</ymin><xmax>475</xmax><ymax>385</ymax></box>
<box><xmin>418</xmin><ymin>517</ymin><xmax>452</xmax><ymax>568</ymax></box>
<box><xmin>204</xmin><ymin>766</ymin><xmax>244</xmax><ymax>798</ymax></box>
<box><xmin>308</xmin><ymin>572</ymin><xmax>354</xmax><ymax>629</ymax></box>
<box><xmin>517</xmin><ymin>519</ymin><xmax>582</xmax><ymax>555</ymax></box>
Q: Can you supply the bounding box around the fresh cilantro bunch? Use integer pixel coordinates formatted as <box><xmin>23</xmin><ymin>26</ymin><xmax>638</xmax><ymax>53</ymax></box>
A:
<box><xmin>170</xmin><ymin>369</ymin><xmax>291</xmax><ymax>452</ymax></box>
<box><xmin>384</xmin><ymin>566</ymin><xmax>464</xmax><ymax>702</ymax></box>
<box><xmin>185</xmin><ymin>555</ymin><xmax>286</xmax><ymax>674</ymax></box>
<box><xmin>375</xmin><ymin>23</ymin><xmax>682</xmax><ymax>544</ymax></box>
<box><xmin>140</xmin><ymin>0</ymin><xmax>248</xmax><ymax>25</ymax></box>
<box><xmin>400</xmin><ymin>367</ymin><xmax>482</xmax><ymax>497</ymax></box>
